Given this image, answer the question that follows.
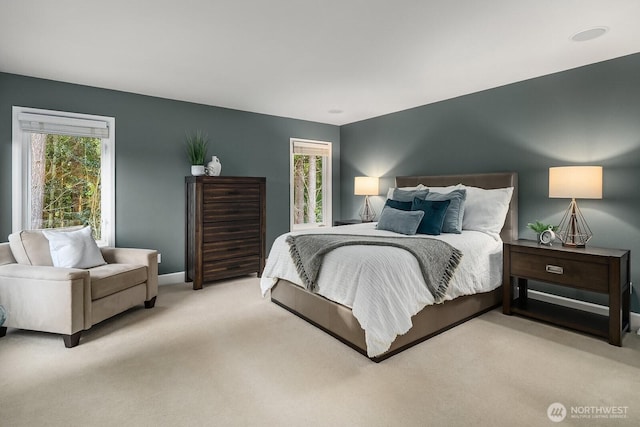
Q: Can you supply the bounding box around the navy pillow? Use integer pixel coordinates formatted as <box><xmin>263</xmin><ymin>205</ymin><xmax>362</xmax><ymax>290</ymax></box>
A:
<box><xmin>384</xmin><ymin>199</ymin><xmax>412</xmax><ymax>211</ymax></box>
<box><xmin>376</xmin><ymin>206</ymin><xmax>425</xmax><ymax>235</ymax></box>
<box><xmin>411</xmin><ymin>198</ymin><xmax>451</xmax><ymax>235</ymax></box>
<box><xmin>392</xmin><ymin>188</ymin><xmax>429</xmax><ymax>202</ymax></box>
<box><xmin>425</xmin><ymin>189</ymin><xmax>467</xmax><ymax>234</ymax></box>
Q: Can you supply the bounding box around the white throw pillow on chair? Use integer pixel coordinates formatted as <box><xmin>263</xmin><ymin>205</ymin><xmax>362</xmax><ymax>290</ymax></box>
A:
<box><xmin>42</xmin><ymin>226</ymin><xmax>106</xmax><ymax>269</ymax></box>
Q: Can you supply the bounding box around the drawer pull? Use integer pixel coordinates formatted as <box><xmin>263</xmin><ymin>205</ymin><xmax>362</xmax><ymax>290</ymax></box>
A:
<box><xmin>546</xmin><ymin>264</ymin><xmax>564</xmax><ymax>275</ymax></box>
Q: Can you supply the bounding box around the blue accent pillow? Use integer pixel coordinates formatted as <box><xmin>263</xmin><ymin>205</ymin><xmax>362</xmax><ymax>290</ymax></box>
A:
<box><xmin>376</xmin><ymin>206</ymin><xmax>425</xmax><ymax>235</ymax></box>
<box><xmin>410</xmin><ymin>198</ymin><xmax>451</xmax><ymax>235</ymax></box>
<box><xmin>392</xmin><ymin>188</ymin><xmax>429</xmax><ymax>202</ymax></box>
<box><xmin>384</xmin><ymin>199</ymin><xmax>412</xmax><ymax>211</ymax></box>
<box><xmin>425</xmin><ymin>189</ymin><xmax>467</xmax><ymax>234</ymax></box>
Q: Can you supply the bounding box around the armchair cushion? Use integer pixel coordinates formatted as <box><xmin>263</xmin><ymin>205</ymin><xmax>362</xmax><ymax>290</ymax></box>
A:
<box><xmin>89</xmin><ymin>264</ymin><xmax>147</xmax><ymax>300</ymax></box>
<box><xmin>8</xmin><ymin>226</ymin><xmax>83</xmax><ymax>266</ymax></box>
<box><xmin>100</xmin><ymin>247</ymin><xmax>158</xmax><ymax>301</ymax></box>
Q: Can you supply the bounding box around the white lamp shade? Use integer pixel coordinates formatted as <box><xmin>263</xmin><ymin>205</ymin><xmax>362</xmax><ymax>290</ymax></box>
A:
<box><xmin>354</xmin><ymin>176</ymin><xmax>379</xmax><ymax>196</ymax></box>
<box><xmin>549</xmin><ymin>166</ymin><xmax>602</xmax><ymax>199</ymax></box>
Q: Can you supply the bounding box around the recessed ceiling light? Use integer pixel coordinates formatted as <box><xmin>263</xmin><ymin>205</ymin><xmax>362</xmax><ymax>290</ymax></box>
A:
<box><xmin>328</xmin><ymin>109</ymin><xmax>343</xmax><ymax>114</ymax></box>
<box><xmin>571</xmin><ymin>27</ymin><xmax>608</xmax><ymax>42</ymax></box>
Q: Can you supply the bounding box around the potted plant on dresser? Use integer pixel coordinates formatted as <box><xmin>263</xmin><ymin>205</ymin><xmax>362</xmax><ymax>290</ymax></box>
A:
<box><xmin>185</xmin><ymin>130</ymin><xmax>209</xmax><ymax>176</ymax></box>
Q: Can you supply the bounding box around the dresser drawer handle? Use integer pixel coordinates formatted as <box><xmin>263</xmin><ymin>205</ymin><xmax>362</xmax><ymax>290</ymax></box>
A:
<box><xmin>546</xmin><ymin>264</ymin><xmax>564</xmax><ymax>275</ymax></box>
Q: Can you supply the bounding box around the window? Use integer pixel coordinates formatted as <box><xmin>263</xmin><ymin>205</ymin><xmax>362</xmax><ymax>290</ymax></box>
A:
<box><xmin>12</xmin><ymin>106</ymin><xmax>115</xmax><ymax>246</ymax></box>
<box><xmin>290</xmin><ymin>138</ymin><xmax>332</xmax><ymax>230</ymax></box>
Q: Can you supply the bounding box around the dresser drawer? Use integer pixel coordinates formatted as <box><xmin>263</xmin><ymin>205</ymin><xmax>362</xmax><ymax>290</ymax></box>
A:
<box><xmin>203</xmin><ymin>220</ymin><xmax>260</xmax><ymax>242</ymax></box>
<box><xmin>202</xmin><ymin>256</ymin><xmax>261</xmax><ymax>281</ymax></box>
<box><xmin>203</xmin><ymin>201</ymin><xmax>260</xmax><ymax>222</ymax></box>
<box><xmin>203</xmin><ymin>185</ymin><xmax>260</xmax><ymax>203</ymax></box>
<box><xmin>510</xmin><ymin>251</ymin><xmax>609</xmax><ymax>293</ymax></box>
<box><xmin>203</xmin><ymin>238</ymin><xmax>261</xmax><ymax>261</ymax></box>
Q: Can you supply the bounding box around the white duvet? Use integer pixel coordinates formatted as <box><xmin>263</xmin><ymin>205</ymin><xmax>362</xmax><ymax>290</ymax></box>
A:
<box><xmin>260</xmin><ymin>223</ymin><xmax>503</xmax><ymax>357</ymax></box>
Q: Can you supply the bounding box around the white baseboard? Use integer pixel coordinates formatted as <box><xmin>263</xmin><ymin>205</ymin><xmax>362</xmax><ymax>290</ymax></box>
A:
<box><xmin>158</xmin><ymin>271</ymin><xmax>186</xmax><ymax>286</ymax></box>
<box><xmin>528</xmin><ymin>290</ymin><xmax>640</xmax><ymax>333</ymax></box>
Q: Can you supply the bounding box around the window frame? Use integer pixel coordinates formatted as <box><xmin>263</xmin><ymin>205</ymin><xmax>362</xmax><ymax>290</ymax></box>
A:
<box><xmin>289</xmin><ymin>138</ymin><xmax>332</xmax><ymax>230</ymax></box>
<box><xmin>11</xmin><ymin>106</ymin><xmax>116</xmax><ymax>246</ymax></box>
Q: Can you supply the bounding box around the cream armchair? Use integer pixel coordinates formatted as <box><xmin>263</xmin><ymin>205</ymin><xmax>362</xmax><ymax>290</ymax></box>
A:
<box><xmin>0</xmin><ymin>229</ymin><xmax>158</xmax><ymax>347</ymax></box>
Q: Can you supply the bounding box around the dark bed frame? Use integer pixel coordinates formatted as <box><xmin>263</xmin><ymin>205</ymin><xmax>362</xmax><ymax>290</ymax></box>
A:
<box><xmin>270</xmin><ymin>172</ymin><xmax>518</xmax><ymax>362</ymax></box>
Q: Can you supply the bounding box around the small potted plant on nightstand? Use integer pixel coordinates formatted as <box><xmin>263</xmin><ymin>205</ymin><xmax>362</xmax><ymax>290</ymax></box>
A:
<box><xmin>185</xmin><ymin>130</ymin><xmax>209</xmax><ymax>176</ymax></box>
<box><xmin>527</xmin><ymin>220</ymin><xmax>559</xmax><ymax>244</ymax></box>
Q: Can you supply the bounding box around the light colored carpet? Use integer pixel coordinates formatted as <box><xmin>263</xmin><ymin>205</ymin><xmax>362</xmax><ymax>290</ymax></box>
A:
<box><xmin>1</xmin><ymin>277</ymin><xmax>639</xmax><ymax>426</ymax></box>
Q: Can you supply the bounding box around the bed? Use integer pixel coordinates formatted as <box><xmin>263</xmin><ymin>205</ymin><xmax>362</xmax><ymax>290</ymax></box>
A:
<box><xmin>261</xmin><ymin>172</ymin><xmax>518</xmax><ymax>362</ymax></box>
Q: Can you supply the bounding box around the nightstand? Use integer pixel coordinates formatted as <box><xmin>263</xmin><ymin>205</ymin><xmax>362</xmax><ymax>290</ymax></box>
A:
<box><xmin>333</xmin><ymin>219</ymin><xmax>364</xmax><ymax>226</ymax></box>
<box><xmin>503</xmin><ymin>240</ymin><xmax>630</xmax><ymax>346</ymax></box>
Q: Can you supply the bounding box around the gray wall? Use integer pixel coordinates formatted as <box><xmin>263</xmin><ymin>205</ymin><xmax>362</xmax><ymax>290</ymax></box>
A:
<box><xmin>340</xmin><ymin>53</ymin><xmax>640</xmax><ymax>313</ymax></box>
<box><xmin>0</xmin><ymin>73</ymin><xmax>340</xmax><ymax>274</ymax></box>
<box><xmin>3</xmin><ymin>52</ymin><xmax>639</xmax><ymax>312</ymax></box>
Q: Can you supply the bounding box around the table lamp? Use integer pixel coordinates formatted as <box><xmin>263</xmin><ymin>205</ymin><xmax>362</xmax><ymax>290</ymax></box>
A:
<box><xmin>549</xmin><ymin>166</ymin><xmax>602</xmax><ymax>247</ymax></box>
<box><xmin>354</xmin><ymin>176</ymin><xmax>379</xmax><ymax>222</ymax></box>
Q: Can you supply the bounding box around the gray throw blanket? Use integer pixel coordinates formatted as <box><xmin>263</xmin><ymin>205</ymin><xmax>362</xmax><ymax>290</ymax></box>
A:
<box><xmin>285</xmin><ymin>234</ymin><xmax>462</xmax><ymax>303</ymax></box>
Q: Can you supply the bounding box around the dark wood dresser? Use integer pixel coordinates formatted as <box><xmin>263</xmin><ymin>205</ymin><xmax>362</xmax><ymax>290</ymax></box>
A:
<box><xmin>185</xmin><ymin>176</ymin><xmax>266</xmax><ymax>290</ymax></box>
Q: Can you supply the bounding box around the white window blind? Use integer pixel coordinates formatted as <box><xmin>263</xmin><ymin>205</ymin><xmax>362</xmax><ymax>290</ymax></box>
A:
<box><xmin>292</xmin><ymin>140</ymin><xmax>330</xmax><ymax>157</ymax></box>
<box><xmin>12</xmin><ymin>106</ymin><xmax>116</xmax><ymax>246</ymax></box>
<box><xmin>18</xmin><ymin>112</ymin><xmax>110</xmax><ymax>138</ymax></box>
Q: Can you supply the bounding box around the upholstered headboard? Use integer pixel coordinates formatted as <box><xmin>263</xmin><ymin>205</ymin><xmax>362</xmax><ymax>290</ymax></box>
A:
<box><xmin>395</xmin><ymin>172</ymin><xmax>518</xmax><ymax>242</ymax></box>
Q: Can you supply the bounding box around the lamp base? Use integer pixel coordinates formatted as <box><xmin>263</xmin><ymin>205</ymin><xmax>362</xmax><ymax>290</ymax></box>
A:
<box><xmin>359</xmin><ymin>195</ymin><xmax>377</xmax><ymax>222</ymax></box>
<box><xmin>561</xmin><ymin>242</ymin><xmax>586</xmax><ymax>249</ymax></box>
<box><xmin>556</xmin><ymin>198</ymin><xmax>593</xmax><ymax>248</ymax></box>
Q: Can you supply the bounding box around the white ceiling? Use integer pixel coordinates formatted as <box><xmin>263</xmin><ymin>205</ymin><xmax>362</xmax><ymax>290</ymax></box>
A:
<box><xmin>2</xmin><ymin>1</ymin><xmax>640</xmax><ymax>126</ymax></box>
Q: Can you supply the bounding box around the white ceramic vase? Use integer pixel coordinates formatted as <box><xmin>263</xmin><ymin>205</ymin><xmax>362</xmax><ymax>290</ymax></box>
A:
<box><xmin>191</xmin><ymin>165</ymin><xmax>205</xmax><ymax>176</ymax></box>
<box><xmin>206</xmin><ymin>156</ymin><xmax>222</xmax><ymax>176</ymax></box>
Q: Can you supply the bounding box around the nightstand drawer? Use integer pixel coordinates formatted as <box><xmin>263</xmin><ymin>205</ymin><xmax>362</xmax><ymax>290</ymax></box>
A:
<box><xmin>510</xmin><ymin>252</ymin><xmax>609</xmax><ymax>293</ymax></box>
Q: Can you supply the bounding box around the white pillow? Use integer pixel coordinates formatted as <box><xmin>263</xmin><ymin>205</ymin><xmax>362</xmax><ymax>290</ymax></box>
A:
<box><xmin>461</xmin><ymin>186</ymin><xmax>514</xmax><ymax>237</ymax></box>
<box><xmin>41</xmin><ymin>226</ymin><xmax>106</xmax><ymax>269</ymax></box>
<box><xmin>386</xmin><ymin>184</ymin><xmax>427</xmax><ymax>200</ymax></box>
<box><xmin>426</xmin><ymin>184</ymin><xmax>463</xmax><ymax>193</ymax></box>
